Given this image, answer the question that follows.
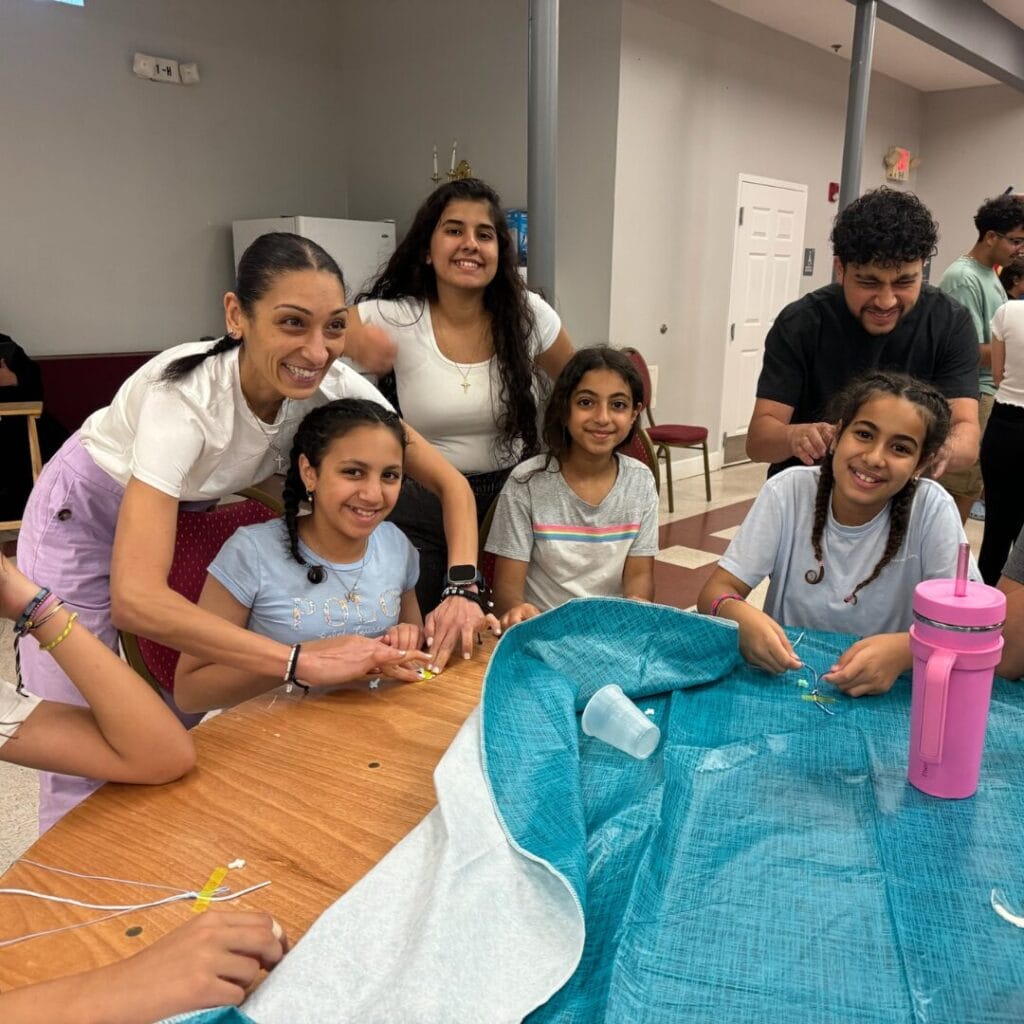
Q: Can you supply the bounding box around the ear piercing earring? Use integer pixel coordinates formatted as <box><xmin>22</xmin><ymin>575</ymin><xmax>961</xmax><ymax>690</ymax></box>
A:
<box><xmin>306</xmin><ymin>490</ymin><xmax>315</xmax><ymax>504</ymax></box>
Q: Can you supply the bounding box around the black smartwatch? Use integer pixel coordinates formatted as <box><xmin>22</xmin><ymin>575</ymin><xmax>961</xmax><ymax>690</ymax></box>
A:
<box><xmin>446</xmin><ymin>564</ymin><xmax>480</xmax><ymax>587</ymax></box>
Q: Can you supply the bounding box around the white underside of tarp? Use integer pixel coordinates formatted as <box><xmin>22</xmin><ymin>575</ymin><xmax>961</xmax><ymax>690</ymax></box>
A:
<box><xmin>240</xmin><ymin>707</ymin><xmax>585</xmax><ymax>1024</ymax></box>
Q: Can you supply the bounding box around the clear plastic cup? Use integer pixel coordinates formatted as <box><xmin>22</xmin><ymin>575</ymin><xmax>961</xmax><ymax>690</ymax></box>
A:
<box><xmin>581</xmin><ymin>684</ymin><xmax>661</xmax><ymax>760</ymax></box>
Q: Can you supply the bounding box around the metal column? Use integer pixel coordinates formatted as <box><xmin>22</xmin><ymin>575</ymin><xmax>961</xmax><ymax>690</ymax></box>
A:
<box><xmin>527</xmin><ymin>0</ymin><xmax>558</xmax><ymax>300</ymax></box>
<box><xmin>838</xmin><ymin>0</ymin><xmax>877</xmax><ymax>211</ymax></box>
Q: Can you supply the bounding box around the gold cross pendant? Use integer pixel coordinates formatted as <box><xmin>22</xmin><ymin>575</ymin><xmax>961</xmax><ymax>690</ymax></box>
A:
<box><xmin>460</xmin><ymin>380</ymin><xmax>471</xmax><ymax>393</ymax></box>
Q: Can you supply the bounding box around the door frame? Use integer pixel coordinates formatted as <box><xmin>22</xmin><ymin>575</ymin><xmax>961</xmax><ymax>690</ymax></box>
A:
<box><xmin>720</xmin><ymin>173</ymin><xmax>808</xmax><ymax>459</ymax></box>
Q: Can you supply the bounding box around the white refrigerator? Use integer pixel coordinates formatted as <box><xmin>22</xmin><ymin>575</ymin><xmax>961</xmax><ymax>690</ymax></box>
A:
<box><xmin>231</xmin><ymin>216</ymin><xmax>396</xmax><ymax>300</ymax></box>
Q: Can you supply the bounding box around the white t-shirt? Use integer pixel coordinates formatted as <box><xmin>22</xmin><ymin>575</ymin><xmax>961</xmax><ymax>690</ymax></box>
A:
<box><xmin>0</xmin><ymin>678</ymin><xmax>41</xmax><ymax>752</ymax></box>
<box><xmin>78</xmin><ymin>341</ymin><xmax>391</xmax><ymax>500</ymax></box>
<box><xmin>484</xmin><ymin>453</ymin><xmax>660</xmax><ymax>611</ymax></box>
<box><xmin>720</xmin><ymin>467</ymin><xmax>978</xmax><ymax>635</ymax></box>
<box><xmin>990</xmin><ymin>301</ymin><xmax>1024</xmax><ymax>409</ymax></box>
<box><xmin>356</xmin><ymin>293</ymin><xmax>561</xmax><ymax>474</ymax></box>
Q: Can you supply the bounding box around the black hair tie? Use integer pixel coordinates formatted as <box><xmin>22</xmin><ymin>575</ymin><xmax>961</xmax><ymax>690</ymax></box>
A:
<box><xmin>307</xmin><ymin>565</ymin><xmax>326</xmax><ymax>584</ymax></box>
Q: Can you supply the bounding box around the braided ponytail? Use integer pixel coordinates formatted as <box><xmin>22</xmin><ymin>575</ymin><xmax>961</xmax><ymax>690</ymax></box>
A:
<box><xmin>804</xmin><ymin>457</ymin><xmax>832</xmax><ymax>585</ymax></box>
<box><xmin>161</xmin><ymin>334</ymin><xmax>241</xmax><ymax>383</ymax></box>
<box><xmin>282</xmin><ymin>456</ymin><xmax>311</xmax><ymax>569</ymax></box>
<box><xmin>845</xmin><ymin>478</ymin><xmax>917</xmax><ymax>604</ymax></box>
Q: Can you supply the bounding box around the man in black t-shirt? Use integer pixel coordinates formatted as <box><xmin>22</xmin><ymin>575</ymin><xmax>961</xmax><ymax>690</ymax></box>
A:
<box><xmin>746</xmin><ymin>189</ymin><xmax>980</xmax><ymax>477</ymax></box>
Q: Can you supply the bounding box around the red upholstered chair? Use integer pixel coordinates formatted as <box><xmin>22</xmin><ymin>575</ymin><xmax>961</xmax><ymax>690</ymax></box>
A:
<box><xmin>623</xmin><ymin>347</ymin><xmax>711</xmax><ymax>511</ymax></box>
<box><xmin>620</xmin><ymin>428</ymin><xmax>661</xmax><ymax>495</ymax></box>
<box><xmin>119</xmin><ymin>489</ymin><xmax>282</xmax><ymax>700</ymax></box>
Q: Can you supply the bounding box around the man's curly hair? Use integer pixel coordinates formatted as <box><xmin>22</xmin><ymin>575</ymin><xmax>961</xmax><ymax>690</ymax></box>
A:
<box><xmin>830</xmin><ymin>187</ymin><xmax>937</xmax><ymax>268</ymax></box>
<box><xmin>974</xmin><ymin>194</ymin><xmax>1024</xmax><ymax>241</ymax></box>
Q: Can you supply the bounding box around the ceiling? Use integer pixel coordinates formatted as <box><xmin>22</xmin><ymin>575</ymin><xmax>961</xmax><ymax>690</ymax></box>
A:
<box><xmin>706</xmin><ymin>0</ymin><xmax>1024</xmax><ymax>92</ymax></box>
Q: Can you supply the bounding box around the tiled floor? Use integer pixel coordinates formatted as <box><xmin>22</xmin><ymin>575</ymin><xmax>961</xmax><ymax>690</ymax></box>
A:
<box><xmin>0</xmin><ymin>468</ymin><xmax>985</xmax><ymax>874</ymax></box>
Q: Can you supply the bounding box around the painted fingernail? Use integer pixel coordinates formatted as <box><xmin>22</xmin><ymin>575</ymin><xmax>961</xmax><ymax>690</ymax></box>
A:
<box><xmin>398</xmin><ymin>650</ymin><xmax>407</xmax><ymax>656</ymax></box>
<box><xmin>464</xmin><ymin>652</ymin><xmax>470</xmax><ymax>660</ymax></box>
<box><xmin>426</xmin><ymin>637</ymin><xmax>434</xmax><ymax>648</ymax></box>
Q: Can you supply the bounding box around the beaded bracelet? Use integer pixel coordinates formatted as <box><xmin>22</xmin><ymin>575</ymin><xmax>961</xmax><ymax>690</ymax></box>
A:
<box><xmin>15</xmin><ymin>587</ymin><xmax>50</xmax><ymax>637</ymax></box>
<box><xmin>39</xmin><ymin>611</ymin><xmax>78</xmax><ymax>653</ymax></box>
<box><xmin>709</xmin><ymin>593</ymin><xmax>746</xmax><ymax>617</ymax></box>
<box><xmin>439</xmin><ymin>584</ymin><xmax>495</xmax><ymax>612</ymax></box>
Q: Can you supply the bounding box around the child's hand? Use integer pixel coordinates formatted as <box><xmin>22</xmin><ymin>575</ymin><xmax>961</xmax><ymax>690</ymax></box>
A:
<box><xmin>499</xmin><ymin>602</ymin><xmax>541</xmax><ymax>630</ymax></box>
<box><xmin>301</xmin><ymin>634</ymin><xmax>422</xmax><ymax>687</ymax></box>
<box><xmin>91</xmin><ymin>911</ymin><xmax>286</xmax><ymax>1022</ymax></box>
<box><xmin>383</xmin><ymin>622</ymin><xmax>423</xmax><ymax>653</ymax></box>
<box><xmin>823</xmin><ymin>632</ymin><xmax>911</xmax><ymax>697</ymax></box>
<box><xmin>733</xmin><ymin>605</ymin><xmax>802</xmax><ymax>674</ymax></box>
<box><xmin>376</xmin><ymin>648</ymin><xmax>432</xmax><ymax>683</ymax></box>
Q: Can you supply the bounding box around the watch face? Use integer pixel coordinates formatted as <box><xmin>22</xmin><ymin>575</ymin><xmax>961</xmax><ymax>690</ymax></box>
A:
<box><xmin>447</xmin><ymin>564</ymin><xmax>477</xmax><ymax>586</ymax></box>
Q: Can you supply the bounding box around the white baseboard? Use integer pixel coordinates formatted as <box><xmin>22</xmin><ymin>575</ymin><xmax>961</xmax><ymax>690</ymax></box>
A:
<box><xmin>664</xmin><ymin>449</ymin><xmax>724</xmax><ymax>480</ymax></box>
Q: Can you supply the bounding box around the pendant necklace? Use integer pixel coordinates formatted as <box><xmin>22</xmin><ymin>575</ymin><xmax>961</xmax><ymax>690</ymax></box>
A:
<box><xmin>249</xmin><ymin>399</ymin><xmax>290</xmax><ymax>472</ymax></box>
<box><xmin>326</xmin><ymin>541</ymin><xmax>370</xmax><ymax>601</ymax></box>
<box><xmin>454</xmin><ymin>363</ymin><xmax>473</xmax><ymax>394</ymax></box>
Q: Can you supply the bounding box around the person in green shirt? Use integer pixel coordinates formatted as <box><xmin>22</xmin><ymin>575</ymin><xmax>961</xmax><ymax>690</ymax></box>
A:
<box><xmin>938</xmin><ymin>193</ymin><xmax>1024</xmax><ymax>522</ymax></box>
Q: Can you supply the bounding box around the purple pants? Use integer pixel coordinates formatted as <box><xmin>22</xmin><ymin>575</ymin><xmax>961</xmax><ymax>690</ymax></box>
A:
<box><xmin>17</xmin><ymin>434</ymin><xmax>201</xmax><ymax>833</ymax></box>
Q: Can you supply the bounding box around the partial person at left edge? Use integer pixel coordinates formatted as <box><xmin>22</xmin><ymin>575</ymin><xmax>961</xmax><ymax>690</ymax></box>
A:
<box><xmin>0</xmin><ymin>333</ymin><xmax>68</xmax><ymax>523</ymax></box>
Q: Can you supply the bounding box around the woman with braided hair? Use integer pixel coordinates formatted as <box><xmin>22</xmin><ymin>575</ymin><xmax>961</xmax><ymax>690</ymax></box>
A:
<box><xmin>699</xmin><ymin>371</ymin><xmax>978</xmax><ymax>697</ymax></box>
<box><xmin>16</xmin><ymin>232</ymin><xmax>480</xmax><ymax>829</ymax></box>
<box><xmin>175</xmin><ymin>399</ymin><xmax>430</xmax><ymax>712</ymax></box>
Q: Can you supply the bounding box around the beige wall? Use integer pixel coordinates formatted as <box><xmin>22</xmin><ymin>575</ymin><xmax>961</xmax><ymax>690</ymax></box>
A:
<box><xmin>917</xmin><ymin>83</ymin><xmax>1024</xmax><ymax>276</ymax></box>
<box><xmin>0</xmin><ymin>0</ymin><xmax>349</xmax><ymax>356</ymax></box>
<box><xmin>340</xmin><ymin>0</ymin><xmax>622</xmax><ymax>347</ymax></box>
<box><xmin>609</xmin><ymin>0</ymin><xmax>925</xmax><ymax>452</ymax></box>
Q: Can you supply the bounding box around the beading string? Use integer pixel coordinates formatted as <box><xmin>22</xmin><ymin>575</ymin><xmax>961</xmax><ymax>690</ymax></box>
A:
<box><xmin>0</xmin><ymin>859</ymin><xmax>271</xmax><ymax>949</ymax></box>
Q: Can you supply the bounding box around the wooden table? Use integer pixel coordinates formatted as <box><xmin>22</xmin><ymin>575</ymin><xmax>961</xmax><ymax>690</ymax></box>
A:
<box><xmin>0</xmin><ymin>641</ymin><xmax>491</xmax><ymax>989</ymax></box>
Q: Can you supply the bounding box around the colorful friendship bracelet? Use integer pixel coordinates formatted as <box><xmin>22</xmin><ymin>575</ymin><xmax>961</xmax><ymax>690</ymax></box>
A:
<box><xmin>14</xmin><ymin>587</ymin><xmax>51</xmax><ymax>636</ymax></box>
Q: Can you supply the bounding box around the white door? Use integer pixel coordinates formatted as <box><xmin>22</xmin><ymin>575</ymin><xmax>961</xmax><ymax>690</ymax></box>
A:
<box><xmin>720</xmin><ymin>175</ymin><xmax>807</xmax><ymax>444</ymax></box>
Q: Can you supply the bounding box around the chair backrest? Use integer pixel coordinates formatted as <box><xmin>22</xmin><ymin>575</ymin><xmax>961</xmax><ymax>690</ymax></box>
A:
<box><xmin>121</xmin><ymin>492</ymin><xmax>281</xmax><ymax>693</ymax></box>
<box><xmin>622</xmin><ymin>347</ymin><xmax>656</xmax><ymax>428</ymax></box>
<box><xmin>620</xmin><ymin>428</ymin><xmax>661</xmax><ymax>494</ymax></box>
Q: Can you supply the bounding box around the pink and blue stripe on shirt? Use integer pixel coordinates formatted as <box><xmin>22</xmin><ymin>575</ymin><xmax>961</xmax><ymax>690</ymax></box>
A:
<box><xmin>532</xmin><ymin>521</ymin><xmax>641</xmax><ymax>543</ymax></box>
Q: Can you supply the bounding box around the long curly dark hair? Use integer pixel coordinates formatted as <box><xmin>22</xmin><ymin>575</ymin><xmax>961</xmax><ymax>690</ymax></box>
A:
<box><xmin>805</xmin><ymin>371</ymin><xmax>951</xmax><ymax>603</ymax></box>
<box><xmin>281</xmin><ymin>399</ymin><xmax>406</xmax><ymax>572</ymax></box>
<box><xmin>357</xmin><ymin>178</ymin><xmax>541</xmax><ymax>463</ymax></box>
<box><xmin>161</xmin><ymin>233</ymin><xmax>346</xmax><ymax>383</ymax></box>
<box><xmin>830</xmin><ymin>188</ymin><xmax>937</xmax><ymax>268</ymax></box>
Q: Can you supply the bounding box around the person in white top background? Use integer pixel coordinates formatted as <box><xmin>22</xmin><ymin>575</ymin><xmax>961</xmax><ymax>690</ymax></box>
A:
<box><xmin>346</xmin><ymin>178</ymin><xmax>574</xmax><ymax>611</ymax></box>
<box><xmin>16</xmin><ymin>232</ymin><xmax>482</xmax><ymax>832</ymax></box>
<box><xmin>979</xmin><ymin>295</ymin><xmax>1024</xmax><ymax>582</ymax></box>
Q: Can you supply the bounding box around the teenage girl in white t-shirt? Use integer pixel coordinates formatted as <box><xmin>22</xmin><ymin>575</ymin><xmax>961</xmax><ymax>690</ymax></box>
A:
<box><xmin>345</xmin><ymin>178</ymin><xmax>575</xmax><ymax>611</ymax></box>
<box><xmin>1</xmin><ymin>556</ymin><xmax>286</xmax><ymax>1024</ymax></box>
<box><xmin>175</xmin><ymin>399</ymin><xmax>433</xmax><ymax>712</ymax></box>
<box><xmin>16</xmin><ymin>233</ymin><xmax>484</xmax><ymax>830</ymax></box>
<box><xmin>698</xmin><ymin>372</ymin><xmax>968</xmax><ymax>697</ymax></box>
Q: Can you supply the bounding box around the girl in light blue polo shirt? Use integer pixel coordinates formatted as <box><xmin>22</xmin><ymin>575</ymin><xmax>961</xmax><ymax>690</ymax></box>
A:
<box><xmin>174</xmin><ymin>400</ymin><xmax>427</xmax><ymax>711</ymax></box>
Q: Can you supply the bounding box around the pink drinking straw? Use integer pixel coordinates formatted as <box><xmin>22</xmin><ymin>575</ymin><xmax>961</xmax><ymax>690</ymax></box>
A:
<box><xmin>954</xmin><ymin>541</ymin><xmax>970</xmax><ymax>597</ymax></box>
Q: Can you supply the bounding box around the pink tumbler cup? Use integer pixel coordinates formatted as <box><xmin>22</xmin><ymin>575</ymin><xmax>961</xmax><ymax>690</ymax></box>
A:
<box><xmin>908</xmin><ymin>578</ymin><xmax>1006</xmax><ymax>799</ymax></box>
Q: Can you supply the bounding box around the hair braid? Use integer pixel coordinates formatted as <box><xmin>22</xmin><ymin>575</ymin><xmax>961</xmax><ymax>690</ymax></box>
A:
<box><xmin>160</xmin><ymin>335</ymin><xmax>242</xmax><ymax>384</ymax></box>
<box><xmin>845</xmin><ymin>479</ymin><xmax>917</xmax><ymax>604</ymax></box>
<box><xmin>281</xmin><ymin>458</ymin><xmax>310</xmax><ymax>569</ymax></box>
<box><xmin>804</xmin><ymin>457</ymin><xmax>832</xmax><ymax>585</ymax></box>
